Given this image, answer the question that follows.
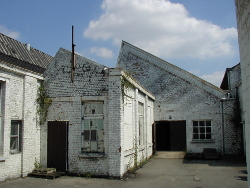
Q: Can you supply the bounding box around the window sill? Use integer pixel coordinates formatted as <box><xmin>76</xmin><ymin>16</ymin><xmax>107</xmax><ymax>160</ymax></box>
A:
<box><xmin>191</xmin><ymin>140</ymin><xmax>215</xmax><ymax>143</ymax></box>
<box><xmin>78</xmin><ymin>152</ymin><xmax>107</xmax><ymax>159</ymax></box>
<box><xmin>10</xmin><ymin>151</ymin><xmax>21</xmax><ymax>155</ymax></box>
<box><xmin>0</xmin><ymin>157</ymin><xmax>6</xmax><ymax>162</ymax></box>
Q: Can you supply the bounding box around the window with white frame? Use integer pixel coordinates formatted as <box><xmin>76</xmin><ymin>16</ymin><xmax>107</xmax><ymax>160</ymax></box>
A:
<box><xmin>10</xmin><ymin>120</ymin><xmax>22</xmax><ymax>153</ymax></box>
<box><xmin>82</xmin><ymin>102</ymin><xmax>104</xmax><ymax>153</ymax></box>
<box><xmin>138</xmin><ymin>102</ymin><xmax>144</xmax><ymax>145</ymax></box>
<box><xmin>193</xmin><ymin>120</ymin><xmax>211</xmax><ymax>140</ymax></box>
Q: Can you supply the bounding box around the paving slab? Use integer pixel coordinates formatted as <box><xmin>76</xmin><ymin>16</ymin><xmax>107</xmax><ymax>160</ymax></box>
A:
<box><xmin>0</xmin><ymin>156</ymin><xmax>247</xmax><ymax>188</ymax></box>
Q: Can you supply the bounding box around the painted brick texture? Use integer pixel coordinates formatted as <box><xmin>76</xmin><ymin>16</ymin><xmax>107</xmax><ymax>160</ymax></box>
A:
<box><xmin>235</xmin><ymin>0</ymin><xmax>250</xmax><ymax>184</ymax></box>
<box><xmin>117</xmin><ymin>42</ymin><xmax>241</xmax><ymax>154</ymax></box>
<box><xmin>0</xmin><ymin>65</ymin><xmax>41</xmax><ymax>181</ymax></box>
<box><xmin>43</xmin><ymin>48</ymin><xmax>154</xmax><ymax>177</ymax></box>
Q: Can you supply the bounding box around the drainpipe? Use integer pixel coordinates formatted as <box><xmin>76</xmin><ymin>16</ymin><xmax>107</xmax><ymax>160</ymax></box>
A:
<box><xmin>21</xmin><ymin>75</ymin><xmax>26</xmax><ymax>177</ymax></box>
<box><xmin>220</xmin><ymin>98</ymin><xmax>226</xmax><ymax>156</ymax></box>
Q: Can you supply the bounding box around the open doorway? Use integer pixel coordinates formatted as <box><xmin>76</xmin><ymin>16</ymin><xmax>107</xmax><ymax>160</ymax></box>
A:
<box><xmin>155</xmin><ymin>121</ymin><xmax>186</xmax><ymax>151</ymax></box>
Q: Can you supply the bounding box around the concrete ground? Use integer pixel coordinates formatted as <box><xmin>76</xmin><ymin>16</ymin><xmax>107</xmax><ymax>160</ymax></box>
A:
<box><xmin>0</xmin><ymin>156</ymin><xmax>247</xmax><ymax>188</ymax></box>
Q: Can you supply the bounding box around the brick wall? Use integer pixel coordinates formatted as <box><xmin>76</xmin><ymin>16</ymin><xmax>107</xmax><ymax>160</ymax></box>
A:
<box><xmin>117</xmin><ymin>42</ymin><xmax>241</xmax><ymax>154</ymax></box>
<box><xmin>0</xmin><ymin>63</ymin><xmax>42</xmax><ymax>181</ymax></box>
<box><xmin>43</xmin><ymin>48</ymin><xmax>154</xmax><ymax>177</ymax></box>
<box><xmin>43</xmin><ymin>48</ymin><xmax>111</xmax><ymax>176</ymax></box>
<box><xmin>235</xmin><ymin>0</ymin><xmax>250</xmax><ymax>183</ymax></box>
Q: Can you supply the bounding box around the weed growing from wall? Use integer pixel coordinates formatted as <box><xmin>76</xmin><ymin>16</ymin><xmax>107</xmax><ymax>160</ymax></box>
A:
<box><xmin>34</xmin><ymin>158</ymin><xmax>43</xmax><ymax>168</ymax></box>
<box><xmin>37</xmin><ymin>81</ymin><xmax>52</xmax><ymax>124</ymax></box>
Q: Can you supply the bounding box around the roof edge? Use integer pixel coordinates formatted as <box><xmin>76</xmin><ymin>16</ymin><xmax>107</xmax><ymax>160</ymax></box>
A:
<box><xmin>119</xmin><ymin>40</ymin><xmax>227</xmax><ymax>96</ymax></box>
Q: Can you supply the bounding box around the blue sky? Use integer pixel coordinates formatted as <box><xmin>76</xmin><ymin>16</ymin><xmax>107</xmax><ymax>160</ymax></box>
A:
<box><xmin>0</xmin><ymin>0</ymin><xmax>239</xmax><ymax>86</ymax></box>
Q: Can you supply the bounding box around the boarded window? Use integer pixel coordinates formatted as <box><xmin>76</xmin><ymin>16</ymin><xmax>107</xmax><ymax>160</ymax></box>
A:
<box><xmin>82</xmin><ymin>102</ymin><xmax>104</xmax><ymax>153</ymax></box>
<box><xmin>193</xmin><ymin>120</ymin><xmax>212</xmax><ymax>140</ymax></box>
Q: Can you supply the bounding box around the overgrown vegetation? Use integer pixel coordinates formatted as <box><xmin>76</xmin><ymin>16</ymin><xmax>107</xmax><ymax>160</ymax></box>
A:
<box><xmin>37</xmin><ymin>81</ymin><xmax>52</xmax><ymax>124</ymax></box>
<box><xmin>34</xmin><ymin>158</ymin><xmax>43</xmax><ymax>168</ymax></box>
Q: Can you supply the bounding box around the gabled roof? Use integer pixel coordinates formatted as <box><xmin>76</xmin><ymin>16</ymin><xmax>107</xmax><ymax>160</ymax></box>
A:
<box><xmin>117</xmin><ymin>41</ymin><xmax>227</xmax><ymax>98</ymax></box>
<box><xmin>0</xmin><ymin>33</ymin><xmax>53</xmax><ymax>74</ymax></box>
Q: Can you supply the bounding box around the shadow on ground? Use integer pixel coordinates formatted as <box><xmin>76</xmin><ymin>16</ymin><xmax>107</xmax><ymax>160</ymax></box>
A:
<box><xmin>183</xmin><ymin>155</ymin><xmax>247</xmax><ymax>182</ymax></box>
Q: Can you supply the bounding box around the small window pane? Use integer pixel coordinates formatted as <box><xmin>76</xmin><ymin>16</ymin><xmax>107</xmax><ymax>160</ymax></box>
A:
<box><xmin>90</xmin><ymin>141</ymin><xmax>97</xmax><ymax>151</ymax></box>
<box><xmin>193</xmin><ymin>121</ymin><xmax>198</xmax><ymax>127</ymax></box>
<box><xmin>83</xmin><ymin>130</ymin><xmax>90</xmax><ymax>140</ymax></box>
<box><xmin>11</xmin><ymin>122</ymin><xmax>19</xmax><ymax>135</ymax></box>
<box><xmin>82</xmin><ymin>141</ymin><xmax>90</xmax><ymax>152</ymax></box>
<box><xmin>193</xmin><ymin>134</ymin><xmax>199</xmax><ymax>139</ymax></box>
<box><xmin>200</xmin><ymin>134</ymin><xmax>205</xmax><ymax>139</ymax></box>
<box><xmin>97</xmin><ymin>141</ymin><xmax>104</xmax><ymax>152</ymax></box>
<box><xmin>200</xmin><ymin>121</ymin><xmax>205</xmax><ymax>127</ymax></box>
<box><xmin>91</xmin><ymin>130</ymin><xmax>97</xmax><ymax>140</ymax></box>
<box><xmin>206</xmin><ymin>121</ymin><xmax>211</xmax><ymax>127</ymax></box>
<box><xmin>10</xmin><ymin>137</ymin><xmax>18</xmax><ymax>150</ymax></box>
<box><xmin>84</xmin><ymin>119</ymin><xmax>90</xmax><ymax>130</ymax></box>
<box><xmin>206</xmin><ymin>134</ymin><xmax>211</xmax><ymax>139</ymax></box>
<box><xmin>206</xmin><ymin>127</ymin><xmax>211</xmax><ymax>133</ymax></box>
<box><xmin>97</xmin><ymin>130</ymin><xmax>104</xmax><ymax>141</ymax></box>
<box><xmin>90</xmin><ymin>119</ymin><xmax>103</xmax><ymax>130</ymax></box>
<box><xmin>200</xmin><ymin>127</ymin><xmax>205</xmax><ymax>134</ymax></box>
<box><xmin>84</xmin><ymin>103</ymin><xmax>103</xmax><ymax>115</ymax></box>
<box><xmin>138</xmin><ymin>103</ymin><xmax>144</xmax><ymax>114</ymax></box>
<box><xmin>193</xmin><ymin>127</ymin><xmax>199</xmax><ymax>133</ymax></box>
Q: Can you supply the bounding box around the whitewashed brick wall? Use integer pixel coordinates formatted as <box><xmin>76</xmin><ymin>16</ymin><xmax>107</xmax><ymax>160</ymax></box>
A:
<box><xmin>0</xmin><ymin>63</ymin><xmax>42</xmax><ymax>181</ymax></box>
<box><xmin>117</xmin><ymin>42</ymin><xmax>241</xmax><ymax>154</ymax></box>
<box><xmin>43</xmin><ymin>48</ymin><xmax>154</xmax><ymax>177</ymax></box>
<box><xmin>235</xmin><ymin>0</ymin><xmax>250</xmax><ymax>184</ymax></box>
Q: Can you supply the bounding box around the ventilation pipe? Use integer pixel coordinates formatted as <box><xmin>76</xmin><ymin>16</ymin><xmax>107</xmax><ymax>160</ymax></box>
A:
<box><xmin>220</xmin><ymin>98</ymin><xmax>226</xmax><ymax>155</ymax></box>
<box><xmin>26</xmin><ymin>43</ymin><xmax>30</xmax><ymax>51</ymax></box>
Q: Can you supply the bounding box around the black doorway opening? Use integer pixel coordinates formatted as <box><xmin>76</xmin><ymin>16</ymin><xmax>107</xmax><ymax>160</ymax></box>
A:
<box><xmin>156</xmin><ymin>121</ymin><xmax>186</xmax><ymax>151</ymax></box>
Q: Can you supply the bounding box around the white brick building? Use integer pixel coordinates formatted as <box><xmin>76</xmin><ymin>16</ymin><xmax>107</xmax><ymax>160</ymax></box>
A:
<box><xmin>235</xmin><ymin>0</ymin><xmax>250</xmax><ymax>186</ymax></box>
<box><xmin>42</xmin><ymin>48</ymin><xmax>155</xmax><ymax>177</ymax></box>
<box><xmin>0</xmin><ymin>32</ymin><xmax>244</xmax><ymax>180</ymax></box>
<box><xmin>0</xmin><ymin>33</ymin><xmax>52</xmax><ymax>181</ymax></box>
<box><xmin>117</xmin><ymin>41</ymin><xmax>243</xmax><ymax>155</ymax></box>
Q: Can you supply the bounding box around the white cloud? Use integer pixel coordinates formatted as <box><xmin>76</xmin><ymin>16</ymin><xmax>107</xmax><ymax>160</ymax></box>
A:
<box><xmin>84</xmin><ymin>0</ymin><xmax>237</xmax><ymax>59</ymax></box>
<box><xmin>90</xmin><ymin>47</ymin><xmax>114</xmax><ymax>58</ymax></box>
<box><xmin>0</xmin><ymin>25</ymin><xmax>20</xmax><ymax>39</ymax></box>
<box><xmin>200</xmin><ymin>71</ymin><xmax>225</xmax><ymax>87</ymax></box>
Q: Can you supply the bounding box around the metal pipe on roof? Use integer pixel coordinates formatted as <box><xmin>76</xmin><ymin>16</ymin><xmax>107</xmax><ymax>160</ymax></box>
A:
<box><xmin>26</xmin><ymin>43</ymin><xmax>30</xmax><ymax>51</ymax></box>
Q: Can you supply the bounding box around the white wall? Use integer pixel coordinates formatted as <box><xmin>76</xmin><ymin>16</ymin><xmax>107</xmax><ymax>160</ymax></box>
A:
<box><xmin>235</xmin><ymin>0</ymin><xmax>250</xmax><ymax>185</ymax></box>
<box><xmin>118</xmin><ymin>42</ymin><xmax>242</xmax><ymax>154</ymax></box>
<box><xmin>0</xmin><ymin>63</ymin><xmax>42</xmax><ymax>181</ymax></box>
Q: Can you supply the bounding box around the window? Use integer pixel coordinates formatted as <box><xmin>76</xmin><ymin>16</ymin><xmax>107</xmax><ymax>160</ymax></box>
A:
<box><xmin>10</xmin><ymin>121</ymin><xmax>22</xmax><ymax>153</ymax></box>
<box><xmin>138</xmin><ymin>102</ymin><xmax>144</xmax><ymax>145</ymax></box>
<box><xmin>193</xmin><ymin>120</ymin><xmax>211</xmax><ymax>140</ymax></box>
<box><xmin>82</xmin><ymin>102</ymin><xmax>104</xmax><ymax>153</ymax></box>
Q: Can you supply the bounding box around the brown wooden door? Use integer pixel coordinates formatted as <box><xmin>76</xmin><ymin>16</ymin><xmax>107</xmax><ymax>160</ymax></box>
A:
<box><xmin>47</xmin><ymin>121</ymin><xmax>68</xmax><ymax>172</ymax></box>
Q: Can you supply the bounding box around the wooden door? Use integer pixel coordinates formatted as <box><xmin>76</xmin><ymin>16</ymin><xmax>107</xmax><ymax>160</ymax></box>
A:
<box><xmin>47</xmin><ymin>121</ymin><xmax>68</xmax><ymax>172</ymax></box>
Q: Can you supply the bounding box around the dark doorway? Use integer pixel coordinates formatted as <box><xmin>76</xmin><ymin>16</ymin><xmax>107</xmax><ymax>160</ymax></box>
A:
<box><xmin>156</xmin><ymin>121</ymin><xmax>186</xmax><ymax>151</ymax></box>
<box><xmin>47</xmin><ymin>121</ymin><xmax>68</xmax><ymax>172</ymax></box>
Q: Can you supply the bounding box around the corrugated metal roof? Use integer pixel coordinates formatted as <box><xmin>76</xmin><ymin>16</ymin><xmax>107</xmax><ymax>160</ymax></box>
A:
<box><xmin>0</xmin><ymin>33</ymin><xmax>53</xmax><ymax>73</ymax></box>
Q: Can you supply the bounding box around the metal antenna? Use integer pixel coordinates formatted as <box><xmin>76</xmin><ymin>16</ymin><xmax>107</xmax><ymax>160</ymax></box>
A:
<box><xmin>71</xmin><ymin>25</ymin><xmax>76</xmax><ymax>83</ymax></box>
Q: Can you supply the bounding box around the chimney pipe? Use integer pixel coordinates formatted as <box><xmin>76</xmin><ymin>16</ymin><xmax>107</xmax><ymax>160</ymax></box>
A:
<box><xmin>26</xmin><ymin>43</ymin><xmax>30</xmax><ymax>51</ymax></box>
